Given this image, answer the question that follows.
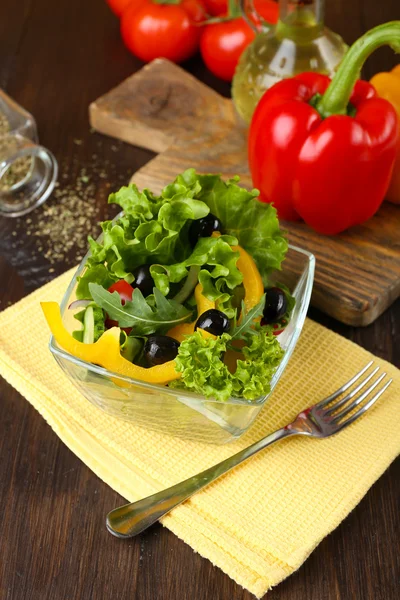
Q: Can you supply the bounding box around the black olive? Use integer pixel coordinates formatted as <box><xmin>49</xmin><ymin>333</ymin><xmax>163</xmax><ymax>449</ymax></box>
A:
<box><xmin>195</xmin><ymin>309</ymin><xmax>230</xmax><ymax>336</ymax></box>
<box><xmin>262</xmin><ymin>287</ymin><xmax>287</xmax><ymax>324</ymax></box>
<box><xmin>132</xmin><ymin>264</ymin><xmax>154</xmax><ymax>297</ymax></box>
<box><xmin>144</xmin><ymin>335</ymin><xmax>180</xmax><ymax>366</ymax></box>
<box><xmin>189</xmin><ymin>213</ymin><xmax>223</xmax><ymax>247</ymax></box>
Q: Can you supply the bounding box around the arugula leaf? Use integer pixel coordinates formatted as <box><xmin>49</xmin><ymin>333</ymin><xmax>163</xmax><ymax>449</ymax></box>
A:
<box><xmin>279</xmin><ymin>283</ymin><xmax>296</xmax><ymax>318</ymax></box>
<box><xmin>88</xmin><ymin>282</ymin><xmax>192</xmax><ymax>335</ymax></box>
<box><xmin>230</xmin><ymin>294</ymin><xmax>266</xmax><ymax>340</ymax></box>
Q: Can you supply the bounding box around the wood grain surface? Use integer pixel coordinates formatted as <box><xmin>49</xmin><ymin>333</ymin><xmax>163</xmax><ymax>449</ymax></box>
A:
<box><xmin>90</xmin><ymin>59</ymin><xmax>400</xmax><ymax>327</ymax></box>
<box><xmin>0</xmin><ymin>1</ymin><xmax>399</xmax><ymax>599</ymax></box>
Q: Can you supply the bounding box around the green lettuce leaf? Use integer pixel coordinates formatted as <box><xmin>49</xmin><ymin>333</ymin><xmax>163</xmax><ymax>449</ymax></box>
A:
<box><xmin>150</xmin><ymin>234</ymin><xmax>242</xmax><ymax>314</ymax></box>
<box><xmin>78</xmin><ymin>170</ymin><xmax>288</xmax><ymax>322</ymax></box>
<box><xmin>231</xmin><ymin>327</ymin><xmax>284</xmax><ymax>399</ymax></box>
<box><xmin>171</xmin><ymin>332</ymin><xmax>234</xmax><ymax>402</ymax></box>
<box><xmin>88</xmin><ymin>283</ymin><xmax>192</xmax><ymax>335</ymax></box>
<box><xmin>76</xmin><ymin>264</ymin><xmax>118</xmax><ymax>300</ymax></box>
<box><xmin>170</xmin><ymin>326</ymin><xmax>284</xmax><ymax>401</ymax></box>
<box><xmin>148</xmin><ymin>170</ymin><xmax>287</xmax><ymax>309</ymax></box>
<box><xmin>120</xmin><ymin>333</ymin><xmax>143</xmax><ymax>363</ymax></box>
<box><xmin>193</xmin><ymin>171</ymin><xmax>288</xmax><ymax>282</ymax></box>
<box><xmin>84</xmin><ymin>179</ymin><xmax>211</xmax><ymax>284</ymax></box>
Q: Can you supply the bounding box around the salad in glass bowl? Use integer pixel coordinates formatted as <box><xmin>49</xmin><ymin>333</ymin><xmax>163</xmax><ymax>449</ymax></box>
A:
<box><xmin>42</xmin><ymin>170</ymin><xmax>314</xmax><ymax>443</ymax></box>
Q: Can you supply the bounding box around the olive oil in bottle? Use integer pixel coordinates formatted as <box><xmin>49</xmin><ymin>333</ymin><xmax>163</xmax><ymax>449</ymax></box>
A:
<box><xmin>232</xmin><ymin>0</ymin><xmax>348</xmax><ymax>123</ymax></box>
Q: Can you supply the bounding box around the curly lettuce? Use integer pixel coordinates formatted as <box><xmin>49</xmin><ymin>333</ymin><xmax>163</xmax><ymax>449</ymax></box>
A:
<box><xmin>170</xmin><ymin>327</ymin><xmax>284</xmax><ymax>401</ymax></box>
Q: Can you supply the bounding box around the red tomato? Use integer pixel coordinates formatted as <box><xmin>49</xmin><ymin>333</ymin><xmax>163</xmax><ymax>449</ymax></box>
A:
<box><xmin>203</xmin><ymin>1</ymin><xmax>278</xmax><ymax>21</ymax></box>
<box><xmin>108</xmin><ymin>280</ymin><xmax>134</xmax><ymax>304</ymax></box>
<box><xmin>105</xmin><ymin>0</ymin><xmax>134</xmax><ymax>17</ymax></box>
<box><xmin>203</xmin><ymin>0</ymin><xmax>226</xmax><ymax>16</ymax></box>
<box><xmin>200</xmin><ymin>17</ymin><xmax>254</xmax><ymax>81</ymax></box>
<box><xmin>121</xmin><ymin>0</ymin><xmax>205</xmax><ymax>64</ymax></box>
<box><xmin>253</xmin><ymin>0</ymin><xmax>279</xmax><ymax>24</ymax></box>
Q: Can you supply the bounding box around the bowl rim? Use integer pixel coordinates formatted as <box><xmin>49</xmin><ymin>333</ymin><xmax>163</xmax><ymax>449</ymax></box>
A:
<box><xmin>49</xmin><ymin>243</ymin><xmax>315</xmax><ymax>407</ymax></box>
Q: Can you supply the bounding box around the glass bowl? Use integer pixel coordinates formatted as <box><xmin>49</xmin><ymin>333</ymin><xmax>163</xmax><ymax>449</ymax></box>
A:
<box><xmin>50</xmin><ymin>243</ymin><xmax>314</xmax><ymax>444</ymax></box>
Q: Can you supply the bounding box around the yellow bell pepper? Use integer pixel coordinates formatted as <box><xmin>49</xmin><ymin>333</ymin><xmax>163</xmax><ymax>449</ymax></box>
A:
<box><xmin>233</xmin><ymin>243</ymin><xmax>264</xmax><ymax>312</ymax></box>
<box><xmin>194</xmin><ymin>282</ymin><xmax>215</xmax><ymax>313</ymax></box>
<box><xmin>211</xmin><ymin>231</ymin><xmax>264</xmax><ymax>311</ymax></box>
<box><xmin>41</xmin><ymin>302</ymin><xmax>180</xmax><ymax>384</ymax></box>
<box><xmin>167</xmin><ymin>283</ymin><xmax>215</xmax><ymax>342</ymax></box>
<box><xmin>370</xmin><ymin>65</ymin><xmax>400</xmax><ymax>204</ymax></box>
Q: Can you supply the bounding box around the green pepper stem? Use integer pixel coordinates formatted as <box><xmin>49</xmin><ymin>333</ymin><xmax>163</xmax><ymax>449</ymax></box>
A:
<box><xmin>228</xmin><ymin>0</ymin><xmax>241</xmax><ymax>19</ymax></box>
<box><xmin>317</xmin><ymin>21</ymin><xmax>400</xmax><ymax>117</ymax></box>
<box><xmin>152</xmin><ymin>0</ymin><xmax>180</xmax><ymax>4</ymax></box>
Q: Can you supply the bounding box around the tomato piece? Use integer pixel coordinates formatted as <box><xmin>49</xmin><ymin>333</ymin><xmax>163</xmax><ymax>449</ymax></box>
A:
<box><xmin>121</xmin><ymin>0</ymin><xmax>205</xmax><ymax>64</ymax></box>
<box><xmin>108</xmin><ymin>280</ymin><xmax>134</xmax><ymax>304</ymax></box>
<box><xmin>200</xmin><ymin>17</ymin><xmax>254</xmax><ymax>81</ymax></box>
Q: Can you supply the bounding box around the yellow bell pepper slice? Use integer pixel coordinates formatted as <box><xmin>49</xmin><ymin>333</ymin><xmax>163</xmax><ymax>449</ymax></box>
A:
<box><xmin>233</xmin><ymin>243</ymin><xmax>264</xmax><ymax>312</ymax></box>
<box><xmin>41</xmin><ymin>302</ymin><xmax>180</xmax><ymax>384</ymax></box>
<box><xmin>211</xmin><ymin>231</ymin><xmax>264</xmax><ymax>311</ymax></box>
<box><xmin>370</xmin><ymin>65</ymin><xmax>400</xmax><ymax>204</ymax></box>
<box><xmin>167</xmin><ymin>283</ymin><xmax>215</xmax><ymax>342</ymax></box>
<box><xmin>194</xmin><ymin>282</ymin><xmax>215</xmax><ymax>313</ymax></box>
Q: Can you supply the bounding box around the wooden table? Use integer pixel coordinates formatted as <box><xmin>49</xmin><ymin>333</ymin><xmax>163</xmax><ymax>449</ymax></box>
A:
<box><xmin>1</xmin><ymin>1</ymin><xmax>399</xmax><ymax>598</ymax></box>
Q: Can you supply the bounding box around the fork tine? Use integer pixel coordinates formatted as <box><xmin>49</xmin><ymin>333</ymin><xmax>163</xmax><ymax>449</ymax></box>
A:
<box><xmin>336</xmin><ymin>378</ymin><xmax>392</xmax><ymax>432</ymax></box>
<box><xmin>315</xmin><ymin>360</ymin><xmax>374</xmax><ymax>409</ymax></box>
<box><xmin>332</xmin><ymin>372</ymin><xmax>387</xmax><ymax>422</ymax></box>
<box><xmin>325</xmin><ymin>366</ymin><xmax>380</xmax><ymax>415</ymax></box>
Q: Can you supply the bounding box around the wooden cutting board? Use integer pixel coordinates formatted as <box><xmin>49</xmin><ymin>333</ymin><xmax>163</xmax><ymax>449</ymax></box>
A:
<box><xmin>89</xmin><ymin>59</ymin><xmax>400</xmax><ymax>326</ymax></box>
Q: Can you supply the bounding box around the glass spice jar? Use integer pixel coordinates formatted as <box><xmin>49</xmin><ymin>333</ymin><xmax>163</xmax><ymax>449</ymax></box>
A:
<box><xmin>0</xmin><ymin>89</ymin><xmax>58</xmax><ymax>217</ymax></box>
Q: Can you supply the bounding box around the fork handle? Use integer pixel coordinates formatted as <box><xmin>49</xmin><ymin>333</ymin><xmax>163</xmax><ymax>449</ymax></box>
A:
<box><xmin>106</xmin><ymin>427</ymin><xmax>295</xmax><ymax>538</ymax></box>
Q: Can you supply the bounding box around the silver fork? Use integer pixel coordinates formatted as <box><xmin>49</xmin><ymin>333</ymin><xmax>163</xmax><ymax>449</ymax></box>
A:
<box><xmin>106</xmin><ymin>361</ymin><xmax>392</xmax><ymax>539</ymax></box>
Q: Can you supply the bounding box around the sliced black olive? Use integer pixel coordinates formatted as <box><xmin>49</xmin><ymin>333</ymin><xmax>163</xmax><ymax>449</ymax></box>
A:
<box><xmin>189</xmin><ymin>213</ymin><xmax>223</xmax><ymax>247</ymax></box>
<box><xmin>195</xmin><ymin>309</ymin><xmax>230</xmax><ymax>336</ymax></box>
<box><xmin>132</xmin><ymin>264</ymin><xmax>154</xmax><ymax>297</ymax></box>
<box><xmin>144</xmin><ymin>335</ymin><xmax>180</xmax><ymax>366</ymax></box>
<box><xmin>262</xmin><ymin>287</ymin><xmax>287</xmax><ymax>324</ymax></box>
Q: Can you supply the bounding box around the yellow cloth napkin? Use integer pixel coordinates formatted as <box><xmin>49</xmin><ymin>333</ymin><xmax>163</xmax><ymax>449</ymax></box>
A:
<box><xmin>0</xmin><ymin>270</ymin><xmax>399</xmax><ymax>598</ymax></box>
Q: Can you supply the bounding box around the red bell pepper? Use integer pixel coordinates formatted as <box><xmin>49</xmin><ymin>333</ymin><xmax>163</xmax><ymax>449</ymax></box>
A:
<box><xmin>248</xmin><ymin>22</ymin><xmax>400</xmax><ymax>235</ymax></box>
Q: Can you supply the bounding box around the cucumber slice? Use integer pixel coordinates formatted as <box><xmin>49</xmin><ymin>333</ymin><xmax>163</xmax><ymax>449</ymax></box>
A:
<box><xmin>83</xmin><ymin>305</ymin><xmax>95</xmax><ymax>344</ymax></box>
